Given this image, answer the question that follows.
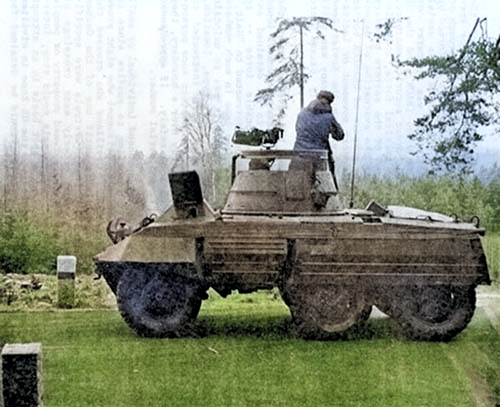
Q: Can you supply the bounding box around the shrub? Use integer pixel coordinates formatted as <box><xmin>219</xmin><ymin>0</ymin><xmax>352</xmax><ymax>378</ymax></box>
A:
<box><xmin>343</xmin><ymin>172</ymin><xmax>497</xmax><ymax>229</ymax></box>
<box><xmin>485</xmin><ymin>180</ymin><xmax>500</xmax><ymax>232</ymax></box>
<box><xmin>0</xmin><ymin>211</ymin><xmax>61</xmax><ymax>274</ymax></box>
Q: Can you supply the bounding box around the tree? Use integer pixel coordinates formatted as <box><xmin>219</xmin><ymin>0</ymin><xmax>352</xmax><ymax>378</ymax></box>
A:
<box><xmin>398</xmin><ymin>18</ymin><xmax>500</xmax><ymax>174</ymax></box>
<box><xmin>173</xmin><ymin>92</ymin><xmax>226</xmax><ymax>203</ymax></box>
<box><xmin>254</xmin><ymin>17</ymin><xmax>339</xmax><ymax>115</ymax></box>
<box><xmin>373</xmin><ymin>17</ymin><xmax>408</xmax><ymax>44</ymax></box>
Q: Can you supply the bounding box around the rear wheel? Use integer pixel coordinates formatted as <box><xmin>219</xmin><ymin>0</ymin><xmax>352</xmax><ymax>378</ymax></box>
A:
<box><xmin>283</xmin><ymin>282</ymin><xmax>368</xmax><ymax>339</ymax></box>
<box><xmin>116</xmin><ymin>264</ymin><xmax>204</xmax><ymax>338</ymax></box>
<box><xmin>386</xmin><ymin>285</ymin><xmax>476</xmax><ymax>341</ymax></box>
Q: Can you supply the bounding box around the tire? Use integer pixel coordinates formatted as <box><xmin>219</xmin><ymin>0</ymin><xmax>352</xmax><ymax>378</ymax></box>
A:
<box><xmin>116</xmin><ymin>263</ymin><xmax>204</xmax><ymax>338</ymax></box>
<box><xmin>392</xmin><ymin>285</ymin><xmax>476</xmax><ymax>341</ymax></box>
<box><xmin>358</xmin><ymin>305</ymin><xmax>373</xmax><ymax>323</ymax></box>
<box><xmin>283</xmin><ymin>282</ymin><xmax>368</xmax><ymax>340</ymax></box>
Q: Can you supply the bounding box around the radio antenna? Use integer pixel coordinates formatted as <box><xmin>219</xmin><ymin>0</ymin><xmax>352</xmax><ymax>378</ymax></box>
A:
<box><xmin>349</xmin><ymin>21</ymin><xmax>364</xmax><ymax>208</ymax></box>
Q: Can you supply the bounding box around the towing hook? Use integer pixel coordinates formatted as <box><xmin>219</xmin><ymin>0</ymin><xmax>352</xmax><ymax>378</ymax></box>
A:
<box><xmin>141</xmin><ymin>213</ymin><xmax>158</xmax><ymax>227</ymax></box>
<box><xmin>93</xmin><ymin>265</ymin><xmax>102</xmax><ymax>280</ymax></box>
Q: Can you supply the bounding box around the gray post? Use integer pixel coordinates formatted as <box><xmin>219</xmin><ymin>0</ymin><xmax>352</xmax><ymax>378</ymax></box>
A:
<box><xmin>1</xmin><ymin>343</ymin><xmax>43</xmax><ymax>407</ymax></box>
<box><xmin>57</xmin><ymin>255</ymin><xmax>76</xmax><ymax>308</ymax></box>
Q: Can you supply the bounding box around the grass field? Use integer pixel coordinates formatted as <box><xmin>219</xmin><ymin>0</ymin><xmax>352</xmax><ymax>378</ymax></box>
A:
<box><xmin>0</xmin><ymin>234</ymin><xmax>498</xmax><ymax>406</ymax></box>
<box><xmin>484</xmin><ymin>233</ymin><xmax>500</xmax><ymax>282</ymax></box>
<box><xmin>1</xmin><ymin>290</ymin><xmax>499</xmax><ymax>407</ymax></box>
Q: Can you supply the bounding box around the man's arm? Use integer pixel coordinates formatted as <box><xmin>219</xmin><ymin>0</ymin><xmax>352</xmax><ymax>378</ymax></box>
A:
<box><xmin>330</xmin><ymin>114</ymin><xmax>345</xmax><ymax>141</ymax></box>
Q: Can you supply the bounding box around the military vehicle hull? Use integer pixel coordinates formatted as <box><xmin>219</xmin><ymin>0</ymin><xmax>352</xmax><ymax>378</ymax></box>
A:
<box><xmin>94</xmin><ymin>150</ymin><xmax>489</xmax><ymax>340</ymax></box>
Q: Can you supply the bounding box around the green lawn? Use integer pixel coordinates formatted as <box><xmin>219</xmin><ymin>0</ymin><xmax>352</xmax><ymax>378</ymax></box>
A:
<box><xmin>1</xmin><ymin>290</ymin><xmax>499</xmax><ymax>407</ymax></box>
<box><xmin>483</xmin><ymin>233</ymin><xmax>500</xmax><ymax>282</ymax></box>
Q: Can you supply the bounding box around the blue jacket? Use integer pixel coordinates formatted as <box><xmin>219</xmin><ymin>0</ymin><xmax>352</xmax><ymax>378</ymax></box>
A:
<box><xmin>293</xmin><ymin>101</ymin><xmax>344</xmax><ymax>152</ymax></box>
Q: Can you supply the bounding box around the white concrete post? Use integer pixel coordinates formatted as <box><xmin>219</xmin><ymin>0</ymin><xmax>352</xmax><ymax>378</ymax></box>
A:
<box><xmin>57</xmin><ymin>255</ymin><xmax>76</xmax><ymax>308</ymax></box>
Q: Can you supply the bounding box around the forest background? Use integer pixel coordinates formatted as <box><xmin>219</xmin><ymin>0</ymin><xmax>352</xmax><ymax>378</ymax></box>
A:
<box><xmin>0</xmin><ymin>0</ymin><xmax>499</xmax><ymax>280</ymax></box>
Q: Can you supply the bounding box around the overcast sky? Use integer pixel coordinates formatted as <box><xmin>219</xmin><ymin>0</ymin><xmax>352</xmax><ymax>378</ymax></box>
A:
<box><xmin>1</xmin><ymin>0</ymin><xmax>499</xmax><ymax>175</ymax></box>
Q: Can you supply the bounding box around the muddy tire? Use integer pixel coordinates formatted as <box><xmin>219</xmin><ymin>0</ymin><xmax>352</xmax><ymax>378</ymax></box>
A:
<box><xmin>284</xmin><ymin>283</ymin><xmax>368</xmax><ymax>340</ymax></box>
<box><xmin>116</xmin><ymin>263</ymin><xmax>204</xmax><ymax>338</ymax></box>
<box><xmin>358</xmin><ymin>305</ymin><xmax>373</xmax><ymax>323</ymax></box>
<box><xmin>391</xmin><ymin>285</ymin><xmax>476</xmax><ymax>341</ymax></box>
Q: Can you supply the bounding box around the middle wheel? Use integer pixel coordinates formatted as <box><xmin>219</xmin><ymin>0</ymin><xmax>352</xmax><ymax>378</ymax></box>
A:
<box><xmin>283</xmin><ymin>282</ymin><xmax>368</xmax><ymax>339</ymax></box>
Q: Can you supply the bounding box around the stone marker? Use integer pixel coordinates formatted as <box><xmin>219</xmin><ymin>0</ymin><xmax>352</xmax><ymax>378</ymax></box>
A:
<box><xmin>57</xmin><ymin>255</ymin><xmax>76</xmax><ymax>308</ymax></box>
<box><xmin>1</xmin><ymin>343</ymin><xmax>43</xmax><ymax>407</ymax></box>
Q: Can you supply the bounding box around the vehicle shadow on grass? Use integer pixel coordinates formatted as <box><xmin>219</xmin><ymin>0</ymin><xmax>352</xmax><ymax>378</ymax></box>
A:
<box><xmin>192</xmin><ymin>314</ymin><xmax>403</xmax><ymax>341</ymax></box>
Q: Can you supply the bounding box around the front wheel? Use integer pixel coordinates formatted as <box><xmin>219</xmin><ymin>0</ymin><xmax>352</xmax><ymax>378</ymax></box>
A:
<box><xmin>391</xmin><ymin>285</ymin><xmax>476</xmax><ymax>341</ymax></box>
<box><xmin>116</xmin><ymin>263</ymin><xmax>205</xmax><ymax>338</ymax></box>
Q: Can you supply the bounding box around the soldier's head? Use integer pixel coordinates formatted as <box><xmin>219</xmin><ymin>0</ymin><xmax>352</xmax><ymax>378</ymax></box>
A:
<box><xmin>317</xmin><ymin>90</ymin><xmax>334</xmax><ymax>105</ymax></box>
<box><xmin>306</xmin><ymin>90</ymin><xmax>334</xmax><ymax>113</ymax></box>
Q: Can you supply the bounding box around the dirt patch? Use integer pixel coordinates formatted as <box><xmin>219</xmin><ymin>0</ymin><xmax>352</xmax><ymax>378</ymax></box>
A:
<box><xmin>0</xmin><ymin>273</ymin><xmax>117</xmax><ymax>311</ymax></box>
<box><xmin>469</xmin><ymin>368</ymin><xmax>494</xmax><ymax>407</ymax></box>
<box><xmin>476</xmin><ymin>285</ymin><xmax>500</xmax><ymax>329</ymax></box>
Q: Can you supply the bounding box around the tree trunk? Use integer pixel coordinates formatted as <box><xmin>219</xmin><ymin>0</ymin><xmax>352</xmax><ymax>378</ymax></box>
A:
<box><xmin>299</xmin><ymin>24</ymin><xmax>304</xmax><ymax>109</ymax></box>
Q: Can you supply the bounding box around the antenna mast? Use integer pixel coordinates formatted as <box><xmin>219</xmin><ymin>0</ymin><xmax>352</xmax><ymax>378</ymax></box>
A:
<box><xmin>349</xmin><ymin>21</ymin><xmax>364</xmax><ymax>208</ymax></box>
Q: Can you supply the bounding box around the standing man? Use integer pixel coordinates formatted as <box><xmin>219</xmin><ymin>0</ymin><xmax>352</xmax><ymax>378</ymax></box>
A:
<box><xmin>293</xmin><ymin>90</ymin><xmax>344</xmax><ymax>152</ymax></box>
<box><xmin>291</xmin><ymin>90</ymin><xmax>344</xmax><ymax>188</ymax></box>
